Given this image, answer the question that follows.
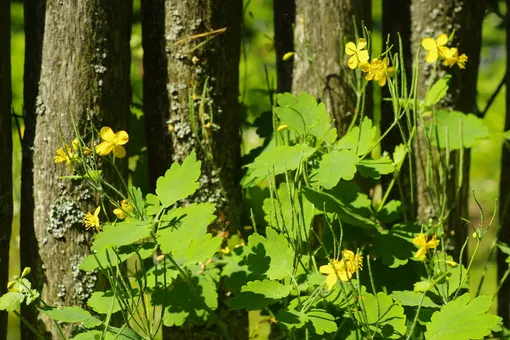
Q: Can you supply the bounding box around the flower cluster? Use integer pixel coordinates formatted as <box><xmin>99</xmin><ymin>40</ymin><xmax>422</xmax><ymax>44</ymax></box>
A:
<box><xmin>421</xmin><ymin>33</ymin><xmax>468</xmax><ymax>69</ymax></box>
<box><xmin>413</xmin><ymin>233</ymin><xmax>440</xmax><ymax>261</ymax></box>
<box><xmin>113</xmin><ymin>199</ymin><xmax>133</xmax><ymax>220</ymax></box>
<box><xmin>345</xmin><ymin>38</ymin><xmax>393</xmax><ymax>87</ymax></box>
<box><xmin>320</xmin><ymin>250</ymin><xmax>363</xmax><ymax>290</ymax></box>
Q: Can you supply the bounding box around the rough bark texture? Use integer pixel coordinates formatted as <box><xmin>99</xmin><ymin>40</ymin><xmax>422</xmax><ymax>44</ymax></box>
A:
<box><xmin>20</xmin><ymin>1</ymin><xmax>132</xmax><ymax>338</ymax></box>
<box><xmin>273</xmin><ymin>0</ymin><xmax>295</xmax><ymax>93</ymax></box>
<box><xmin>142</xmin><ymin>0</ymin><xmax>243</xmax><ymax>230</ymax></box>
<box><xmin>0</xmin><ymin>0</ymin><xmax>12</xmax><ymax>337</ymax></box>
<box><xmin>142</xmin><ymin>1</ymin><xmax>245</xmax><ymax>338</ymax></box>
<box><xmin>292</xmin><ymin>0</ymin><xmax>372</xmax><ymax>136</ymax></box>
<box><xmin>380</xmin><ymin>0</ymin><xmax>413</xmax><ymax>214</ymax></box>
<box><xmin>410</xmin><ymin>0</ymin><xmax>486</xmax><ymax>260</ymax></box>
<box><xmin>498</xmin><ymin>0</ymin><xmax>510</xmax><ymax>325</ymax></box>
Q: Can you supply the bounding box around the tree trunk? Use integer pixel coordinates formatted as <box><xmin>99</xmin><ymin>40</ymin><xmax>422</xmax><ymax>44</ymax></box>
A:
<box><xmin>0</xmin><ymin>0</ymin><xmax>12</xmax><ymax>337</ymax></box>
<box><xmin>273</xmin><ymin>0</ymin><xmax>295</xmax><ymax>94</ymax></box>
<box><xmin>497</xmin><ymin>0</ymin><xmax>510</xmax><ymax>325</ymax></box>
<box><xmin>141</xmin><ymin>1</ymin><xmax>245</xmax><ymax>338</ymax></box>
<box><xmin>20</xmin><ymin>1</ymin><xmax>132</xmax><ymax>338</ymax></box>
<box><xmin>410</xmin><ymin>0</ymin><xmax>486</xmax><ymax>260</ymax></box>
<box><xmin>292</xmin><ymin>0</ymin><xmax>372</xmax><ymax>136</ymax></box>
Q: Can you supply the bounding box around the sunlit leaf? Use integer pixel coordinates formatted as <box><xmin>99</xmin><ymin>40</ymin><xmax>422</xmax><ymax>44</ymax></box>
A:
<box><xmin>425</xmin><ymin>294</ymin><xmax>500</xmax><ymax>340</ymax></box>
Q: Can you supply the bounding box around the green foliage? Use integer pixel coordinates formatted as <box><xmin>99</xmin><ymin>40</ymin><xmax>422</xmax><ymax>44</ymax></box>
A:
<box><xmin>425</xmin><ymin>76</ymin><xmax>451</xmax><ymax>107</ymax></box>
<box><xmin>242</xmin><ymin>144</ymin><xmax>316</xmax><ymax>187</ymax></box>
<box><xmin>315</xmin><ymin>150</ymin><xmax>358</xmax><ymax>188</ymax></box>
<box><xmin>274</xmin><ymin>92</ymin><xmax>335</xmax><ymax>142</ymax></box>
<box><xmin>40</xmin><ymin>306</ymin><xmax>102</xmax><ymax>328</ymax></box>
<box><xmin>155</xmin><ymin>150</ymin><xmax>201</xmax><ymax>208</ymax></box>
<box><xmin>429</xmin><ymin>110</ymin><xmax>489</xmax><ymax>149</ymax></box>
<box><xmin>87</xmin><ymin>291</ymin><xmax>122</xmax><ymax>314</ymax></box>
<box><xmin>356</xmin><ymin>292</ymin><xmax>407</xmax><ymax>339</ymax></box>
<box><xmin>425</xmin><ymin>294</ymin><xmax>500</xmax><ymax>340</ymax></box>
<box><xmin>0</xmin><ymin>292</ymin><xmax>24</xmax><ymax>312</ymax></box>
<box><xmin>336</xmin><ymin>117</ymin><xmax>376</xmax><ymax>156</ymax></box>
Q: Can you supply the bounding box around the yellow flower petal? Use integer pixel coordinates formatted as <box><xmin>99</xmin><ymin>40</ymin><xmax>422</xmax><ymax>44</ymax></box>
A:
<box><xmin>93</xmin><ymin>206</ymin><xmax>101</xmax><ymax>217</ymax></box>
<box><xmin>426</xmin><ymin>235</ymin><xmax>440</xmax><ymax>249</ymax></box>
<box><xmin>415</xmin><ymin>247</ymin><xmax>427</xmax><ymax>261</ymax></box>
<box><xmin>54</xmin><ymin>148</ymin><xmax>69</xmax><ymax>164</ymax></box>
<box><xmin>320</xmin><ymin>264</ymin><xmax>335</xmax><ymax>275</ymax></box>
<box><xmin>112</xmin><ymin>145</ymin><xmax>126</xmax><ymax>158</ymax></box>
<box><xmin>113</xmin><ymin>208</ymin><xmax>127</xmax><ymax>219</ymax></box>
<box><xmin>325</xmin><ymin>273</ymin><xmax>337</xmax><ymax>290</ymax></box>
<box><xmin>345</xmin><ymin>42</ymin><xmax>357</xmax><ymax>56</ymax></box>
<box><xmin>99</xmin><ymin>127</ymin><xmax>115</xmax><ymax>142</ymax></box>
<box><xmin>359</xmin><ymin>61</ymin><xmax>370</xmax><ymax>72</ymax></box>
<box><xmin>113</xmin><ymin>131</ymin><xmax>129</xmax><ymax>145</ymax></box>
<box><xmin>358</xmin><ymin>50</ymin><xmax>369</xmax><ymax>64</ymax></box>
<box><xmin>347</xmin><ymin>55</ymin><xmax>358</xmax><ymax>69</ymax></box>
<box><xmin>95</xmin><ymin>141</ymin><xmax>114</xmax><ymax>156</ymax></box>
<box><xmin>421</xmin><ymin>38</ymin><xmax>436</xmax><ymax>51</ymax></box>
<box><xmin>436</xmin><ymin>33</ymin><xmax>448</xmax><ymax>46</ymax></box>
<box><xmin>425</xmin><ymin>48</ymin><xmax>438</xmax><ymax>64</ymax></box>
<box><xmin>356</xmin><ymin>38</ymin><xmax>367</xmax><ymax>50</ymax></box>
<box><xmin>413</xmin><ymin>234</ymin><xmax>428</xmax><ymax>247</ymax></box>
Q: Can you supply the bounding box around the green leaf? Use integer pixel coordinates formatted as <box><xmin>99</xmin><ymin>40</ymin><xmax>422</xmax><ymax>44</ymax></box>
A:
<box><xmin>425</xmin><ymin>294</ymin><xmax>499</xmax><ymax>340</ymax></box>
<box><xmin>276</xmin><ymin>309</ymin><xmax>308</xmax><ymax>329</ymax></box>
<box><xmin>246</xmin><ymin>227</ymin><xmax>294</xmax><ymax>280</ymax></box>
<box><xmin>92</xmin><ymin>220</ymin><xmax>152</xmax><ymax>251</ymax></box>
<box><xmin>357</xmin><ymin>157</ymin><xmax>394</xmax><ymax>179</ymax></box>
<box><xmin>87</xmin><ymin>291</ymin><xmax>121</xmax><ymax>314</ymax></box>
<box><xmin>378</xmin><ymin>200</ymin><xmax>402</xmax><ymax>223</ymax></box>
<box><xmin>156</xmin><ymin>203</ymin><xmax>216</xmax><ymax>261</ymax></box>
<box><xmin>241</xmin><ymin>280</ymin><xmax>292</xmax><ymax>299</ymax></box>
<box><xmin>71</xmin><ymin>328</ymin><xmax>143</xmax><ymax>340</ymax></box>
<box><xmin>40</xmin><ymin>306</ymin><xmax>102</xmax><ymax>328</ymax></box>
<box><xmin>432</xmin><ymin>252</ymin><xmax>467</xmax><ymax>297</ymax></box>
<box><xmin>274</xmin><ymin>92</ymin><xmax>332</xmax><ymax>140</ymax></box>
<box><xmin>314</xmin><ymin>150</ymin><xmax>358</xmax><ymax>189</ymax></box>
<box><xmin>307</xmin><ymin>309</ymin><xmax>337</xmax><ymax>335</ymax></box>
<box><xmin>263</xmin><ymin>183</ymin><xmax>314</xmax><ymax>241</ymax></box>
<box><xmin>242</xmin><ymin>144</ymin><xmax>316</xmax><ymax>187</ymax></box>
<box><xmin>128</xmin><ymin>186</ymin><xmax>145</xmax><ymax>220</ymax></box>
<box><xmin>425</xmin><ymin>75</ymin><xmax>451</xmax><ymax>107</ymax></box>
<box><xmin>0</xmin><ymin>292</ymin><xmax>24</xmax><ymax>311</ymax></box>
<box><xmin>391</xmin><ymin>291</ymin><xmax>439</xmax><ymax>308</ymax></box>
<box><xmin>145</xmin><ymin>265</ymin><xmax>179</xmax><ymax>288</ymax></box>
<box><xmin>156</xmin><ymin>151</ymin><xmax>201</xmax><ymax>208</ymax></box>
<box><xmin>371</xmin><ymin>232</ymin><xmax>414</xmax><ymax>268</ymax></box>
<box><xmin>80</xmin><ymin>244</ymin><xmax>144</xmax><ymax>271</ymax></box>
<box><xmin>302</xmin><ymin>186</ymin><xmax>377</xmax><ymax>229</ymax></box>
<box><xmin>429</xmin><ymin>110</ymin><xmax>489</xmax><ymax>149</ymax></box>
<box><xmin>393</xmin><ymin>143</ymin><xmax>407</xmax><ymax>167</ymax></box>
<box><xmin>356</xmin><ymin>292</ymin><xmax>407</xmax><ymax>339</ymax></box>
<box><xmin>336</xmin><ymin>117</ymin><xmax>376</xmax><ymax>156</ymax></box>
<box><xmin>145</xmin><ymin>193</ymin><xmax>161</xmax><ymax>216</ymax></box>
<box><xmin>183</xmin><ymin>234</ymin><xmax>222</xmax><ymax>265</ymax></box>
<box><xmin>159</xmin><ymin>270</ymin><xmax>218</xmax><ymax>326</ymax></box>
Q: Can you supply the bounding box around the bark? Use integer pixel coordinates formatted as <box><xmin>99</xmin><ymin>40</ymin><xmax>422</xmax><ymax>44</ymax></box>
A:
<box><xmin>497</xmin><ymin>0</ymin><xmax>510</xmax><ymax>325</ymax></box>
<box><xmin>273</xmin><ymin>0</ymin><xmax>295</xmax><ymax>93</ymax></box>
<box><xmin>410</xmin><ymin>0</ymin><xmax>486</xmax><ymax>260</ymax></box>
<box><xmin>142</xmin><ymin>0</ymin><xmax>245</xmax><ymax>338</ymax></box>
<box><xmin>380</xmin><ymin>0</ymin><xmax>412</xmax><ymax>214</ymax></box>
<box><xmin>20</xmin><ymin>1</ymin><xmax>132</xmax><ymax>338</ymax></box>
<box><xmin>0</xmin><ymin>0</ymin><xmax>12</xmax><ymax>337</ymax></box>
<box><xmin>142</xmin><ymin>0</ymin><xmax>243</xmax><ymax>229</ymax></box>
<box><xmin>292</xmin><ymin>0</ymin><xmax>372</xmax><ymax>136</ymax></box>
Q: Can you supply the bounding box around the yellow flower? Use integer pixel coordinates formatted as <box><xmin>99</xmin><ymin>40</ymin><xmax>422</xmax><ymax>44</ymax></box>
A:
<box><xmin>320</xmin><ymin>250</ymin><xmax>363</xmax><ymax>290</ymax></box>
<box><xmin>54</xmin><ymin>146</ymin><xmax>72</xmax><ymax>166</ymax></box>
<box><xmin>277</xmin><ymin>124</ymin><xmax>289</xmax><ymax>132</ymax></box>
<box><xmin>84</xmin><ymin>206</ymin><xmax>101</xmax><ymax>231</ymax></box>
<box><xmin>421</xmin><ymin>33</ymin><xmax>449</xmax><ymax>64</ymax></box>
<box><xmin>441</xmin><ymin>47</ymin><xmax>468</xmax><ymax>69</ymax></box>
<box><xmin>413</xmin><ymin>233</ymin><xmax>440</xmax><ymax>261</ymax></box>
<box><xmin>95</xmin><ymin>127</ymin><xmax>129</xmax><ymax>158</ymax></box>
<box><xmin>359</xmin><ymin>57</ymin><xmax>393</xmax><ymax>86</ymax></box>
<box><xmin>345</xmin><ymin>38</ymin><xmax>369</xmax><ymax>69</ymax></box>
<box><xmin>113</xmin><ymin>199</ymin><xmax>133</xmax><ymax>219</ymax></box>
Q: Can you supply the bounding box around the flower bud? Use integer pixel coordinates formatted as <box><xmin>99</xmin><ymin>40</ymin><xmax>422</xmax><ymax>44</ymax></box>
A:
<box><xmin>7</xmin><ymin>281</ymin><xmax>15</xmax><ymax>290</ymax></box>
<box><xmin>21</xmin><ymin>267</ymin><xmax>31</xmax><ymax>277</ymax></box>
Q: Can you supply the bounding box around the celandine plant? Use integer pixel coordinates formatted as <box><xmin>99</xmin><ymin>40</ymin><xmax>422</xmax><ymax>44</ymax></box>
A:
<box><xmin>0</xmin><ymin>30</ymin><xmax>508</xmax><ymax>340</ymax></box>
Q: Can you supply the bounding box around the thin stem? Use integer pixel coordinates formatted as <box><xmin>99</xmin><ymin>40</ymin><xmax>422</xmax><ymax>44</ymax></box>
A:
<box><xmin>13</xmin><ymin>311</ymin><xmax>46</xmax><ymax>340</ymax></box>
